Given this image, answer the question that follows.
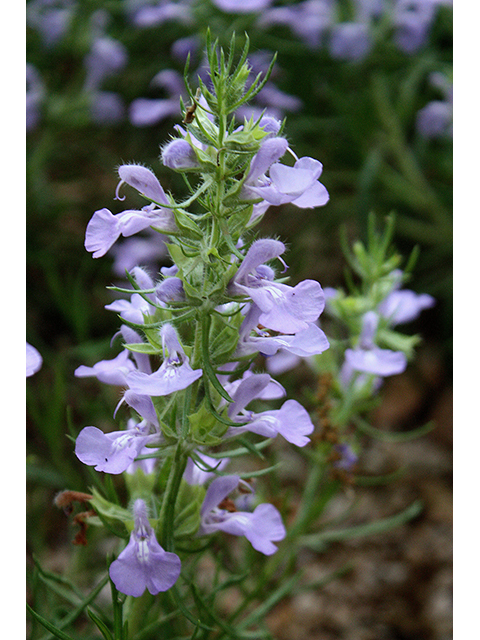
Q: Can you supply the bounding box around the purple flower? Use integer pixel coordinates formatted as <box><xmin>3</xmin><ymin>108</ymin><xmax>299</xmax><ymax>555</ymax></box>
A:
<box><xmin>26</xmin><ymin>64</ymin><xmax>45</xmax><ymax>132</ymax></box>
<box><xmin>236</xmin><ymin>303</ymin><xmax>329</xmax><ymax>358</ymax></box>
<box><xmin>26</xmin><ymin>342</ymin><xmax>43</xmax><ymax>377</ymax></box>
<box><xmin>75</xmin><ymin>349</ymin><xmax>136</xmax><ymax>386</ymax></box>
<box><xmin>242</xmin><ymin>138</ymin><xmax>329</xmax><ymax>209</ymax></box>
<box><xmin>332</xmin><ymin>443</ymin><xmax>358</xmax><ymax>471</ymax></box>
<box><xmin>116</xmin><ymin>164</ymin><xmax>170</xmax><ymax>206</ymax></box>
<box><xmin>109</xmin><ymin>229</ymin><xmax>167</xmax><ymax>277</ymax></box>
<box><xmin>27</xmin><ymin>0</ymin><xmax>75</xmax><ymax>48</ymax></box>
<box><xmin>75</xmin><ymin>421</ymin><xmax>157</xmax><ymax>475</ymax></box>
<box><xmin>126</xmin><ymin>323</ymin><xmax>202</xmax><ymax>396</ymax></box>
<box><xmin>378</xmin><ymin>289</ymin><xmax>435</xmax><ymax>325</ymax></box>
<box><xmin>230</xmin><ymin>239</ymin><xmax>326</xmax><ymax>333</ymax></box>
<box><xmin>341</xmin><ymin>311</ymin><xmax>407</xmax><ymax>386</ymax></box>
<box><xmin>75</xmin><ymin>389</ymin><xmax>160</xmax><ymax>474</ymax></box>
<box><xmin>161</xmin><ymin>139</ymin><xmax>200</xmax><ymax>170</ymax></box>
<box><xmin>155</xmin><ymin>277</ymin><xmax>185</xmax><ymax>304</ymax></box>
<box><xmin>89</xmin><ymin>91</ymin><xmax>125</xmax><ymax>126</ymax></box>
<box><xmin>129</xmin><ymin>69</ymin><xmax>186</xmax><ymax>127</ymax></box>
<box><xmin>212</xmin><ymin>0</ymin><xmax>273</xmax><ymax>12</ymax></box>
<box><xmin>416</xmin><ymin>100</ymin><xmax>453</xmax><ymax>139</ymax></box>
<box><xmin>199</xmin><ymin>476</ymin><xmax>286</xmax><ymax>555</ymax></box>
<box><xmin>85</xmin><ymin>205</ymin><xmax>177</xmax><ymax>258</ymax></box>
<box><xmin>84</xmin><ymin>36</ymin><xmax>128</xmax><ymax>91</ymax></box>
<box><xmin>226</xmin><ymin>373</ymin><xmax>315</xmax><ymax>446</ymax></box>
<box><xmin>328</xmin><ymin>22</ymin><xmax>372</xmax><ymax>61</ymax></box>
<box><xmin>106</xmin><ymin>266</ymin><xmax>159</xmax><ymax>324</ymax></box>
<box><xmin>258</xmin><ymin>0</ymin><xmax>334</xmax><ymax>49</ymax></box>
<box><xmin>393</xmin><ymin>0</ymin><xmax>447</xmax><ymax>53</ymax></box>
<box><xmin>131</xmin><ymin>1</ymin><xmax>193</xmax><ymax>28</ymax></box>
<box><xmin>109</xmin><ymin>499</ymin><xmax>181</xmax><ymax>596</ymax></box>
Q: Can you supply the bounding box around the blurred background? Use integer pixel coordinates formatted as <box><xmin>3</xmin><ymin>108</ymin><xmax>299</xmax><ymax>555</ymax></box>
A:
<box><xmin>26</xmin><ymin>1</ymin><xmax>452</xmax><ymax>638</ymax></box>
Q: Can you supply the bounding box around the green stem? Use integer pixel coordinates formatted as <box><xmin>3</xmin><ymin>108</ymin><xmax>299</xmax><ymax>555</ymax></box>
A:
<box><xmin>158</xmin><ymin>441</ymin><xmax>189</xmax><ymax>551</ymax></box>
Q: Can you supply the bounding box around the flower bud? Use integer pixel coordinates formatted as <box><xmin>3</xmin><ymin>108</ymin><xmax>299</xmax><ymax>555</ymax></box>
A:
<box><xmin>117</xmin><ymin>164</ymin><xmax>168</xmax><ymax>204</ymax></box>
<box><xmin>161</xmin><ymin>139</ymin><xmax>200</xmax><ymax>171</ymax></box>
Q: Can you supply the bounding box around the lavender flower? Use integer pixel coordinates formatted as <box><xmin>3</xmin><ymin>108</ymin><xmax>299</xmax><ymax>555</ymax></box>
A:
<box><xmin>129</xmin><ymin>69</ymin><xmax>186</xmax><ymax>127</ymax></box>
<box><xmin>75</xmin><ymin>422</ymin><xmax>156</xmax><ymax>475</ymax></box>
<box><xmin>341</xmin><ymin>311</ymin><xmax>407</xmax><ymax>386</ymax></box>
<box><xmin>85</xmin><ymin>164</ymin><xmax>178</xmax><ymax>257</ymax></box>
<box><xmin>332</xmin><ymin>443</ymin><xmax>358</xmax><ymax>470</ymax></box>
<box><xmin>226</xmin><ymin>373</ymin><xmax>315</xmax><ymax>446</ymax></box>
<box><xmin>211</xmin><ymin>0</ymin><xmax>273</xmax><ymax>12</ymax></box>
<box><xmin>161</xmin><ymin>139</ymin><xmax>201</xmax><ymax>171</ymax></box>
<box><xmin>26</xmin><ymin>342</ymin><xmax>43</xmax><ymax>377</ymax></box>
<box><xmin>126</xmin><ymin>324</ymin><xmax>202</xmax><ymax>396</ymax></box>
<box><xmin>85</xmin><ymin>205</ymin><xmax>177</xmax><ymax>258</ymax></box>
<box><xmin>236</xmin><ymin>303</ymin><xmax>329</xmax><ymax>358</ymax></box>
<box><xmin>74</xmin><ymin>349</ymin><xmax>136</xmax><ymax>386</ymax></box>
<box><xmin>109</xmin><ymin>229</ymin><xmax>167</xmax><ymax>277</ymax></box>
<box><xmin>199</xmin><ymin>475</ymin><xmax>286</xmax><ymax>555</ymax></box>
<box><xmin>230</xmin><ymin>239</ymin><xmax>326</xmax><ymax>334</ymax></box>
<box><xmin>26</xmin><ymin>64</ymin><xmax>45</xmax><ymax>132</ymax></box>
<box><xmin>75</xmin><ymin>389</ymin><xmax>161</xmax><ymax>474</ymax></box>
<box><xmin>83</xmin><ymin>36</ymin><xmax>128</xmax><ymax>91</ymax></box>
<box><xmin>328</xmin><ymin>22</ymin><xmax>372</xmax><ymax>62</ymax></box>
<box><xmin>242</xmin><ymin>139</ymin><xmax>329</xmax><ymax>209</ymax></box>
<box><xmin>378</xmin><ymin>288</ymin><xmax>435</xmax><ymax>324</ymax></box>
<box><xmin>109</xmin><ymin>499</ymin><xmax>181</xmax><ymax>596</ymax></box>
<box><xmin>258</xmin><ymin>0</ymin><xmax>334</xmax><ymax>49</ymax></box>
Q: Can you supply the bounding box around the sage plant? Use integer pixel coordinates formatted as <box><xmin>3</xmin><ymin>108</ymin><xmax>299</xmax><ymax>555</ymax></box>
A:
<box><xmin>40</xmin><ymin>35</ymin><xmax>434</xmax><ymax>639</ymax></box>
<box><xmin>54</xmin><ymin>34</ymin><xmax>333</xmax><ymax>635</ymax></box>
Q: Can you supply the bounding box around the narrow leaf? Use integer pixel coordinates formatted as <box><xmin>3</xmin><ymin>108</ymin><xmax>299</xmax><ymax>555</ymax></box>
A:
<box><xmin>26</xmin><ymin>604</ymin><xmax>77</xmax><ymax>640</ymax></box>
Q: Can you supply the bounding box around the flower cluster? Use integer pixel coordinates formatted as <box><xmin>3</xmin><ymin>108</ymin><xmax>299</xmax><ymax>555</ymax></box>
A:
<box><xmin>72</xmin><ymin>39</ymin><xmax>330</xmax><ymax>597</ymax></box>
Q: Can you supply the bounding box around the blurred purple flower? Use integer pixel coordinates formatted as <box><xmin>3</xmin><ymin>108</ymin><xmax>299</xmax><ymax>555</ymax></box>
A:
<box><xmin>26</xmin><ymin>342</ymin><xmax>43</xmax><ymax>377</ymax></box>
<box><xmin>258</xmin><ymin>0</ymin><xmax>334</xmax><ymax>49</ymax></box>
<box><xmin>130</xmin><ymin>0</ymin><xmax>194</xmax><ymax>28</ymax></box>
<box><xmin>378</xmin><ymin>288</ymin><xmax>435</xmax><ymax>324</ymax></box>
<box><xmin>129</xmin><ymin>69</ymin><xmax>186</xmax><ymax>127</ymax></box>
<box><xmin>328</xmin><ymin>22</ymin><xmax>372</xmax><ymax>61</ymax></box>
<box><xmin>27</xmin><ymin>0</ymin><xmax>75</xmax><ymax>48</ymax></box>
<box><xmin>84</xmin><ymin>36</ymin><xmax>128</xmax><ymax>91</ymax></box>
<box><xmin>109</xmin><ymin>499</ymin><xmax>181</xmax><ymax>596</ymax></box>
<box><xmin>26</xmin><ymin>64</ymin><xmax>45</xmax><ymax>132</ymax></box>
<box><xmin>333</xmin><ymin>443</ymin><xmax>358</xmax><ymax>470</ymax></box>
<box><xmin>341</xmin><ymin>311</ymin><xmax>407</xmax><ymax>386</ymax></box>
<box><xmin>89</xmin><ymin>91</ymin><xmax>125</xmax><ymax>125</ymax></box>
<box><xmin>212</xmin><ymin>0</ymin><xmax>273</xmax><ymax>11</ymax></box>
<box><xmin>109</xmin><ymin>229</ymin><xmax>167</xmax><ymax>277</ymax></box>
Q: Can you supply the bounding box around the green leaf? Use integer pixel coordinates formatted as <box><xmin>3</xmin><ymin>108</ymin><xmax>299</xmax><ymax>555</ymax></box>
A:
<box><xmin>174</xmin><ymin>209</ymin><xmax>204</xmax><ymax>240</ymax></box>
<box><xmin>125</xmin><ymin>342</ymin><xmax>161</xmax><ymax>355</ymax></box>
<box><xmin>189</xmin><ymin>398</ymin><xmax>229</xmax><ymax>446</ymax></box>
<box><xmin>174</xmin><ymin>481</ymin><xmax>205</xmax><ymax>538</ymax></box>
<box><xmin>299</xmin><ymin>500</ymin><xmax>423</xmax><ymax>550</ymax></box>
<box><xmin>26</xmin><ymin>604</ymin><xmax>77</xmax><ymax>640</ymax></box>
<box><xmin>354</xmin><ymin>416</ymin><xmax>435</xmax><ymax>443</ymax></box>
<box><xmin>89</xmin><ymin>488</ymin><xmax>131</xmax><ymax>538</ymax></box>
<box><xmin>87</xmin><ymin>609</ymin><xmax>114</xmax><ymax>640</ymax></box>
